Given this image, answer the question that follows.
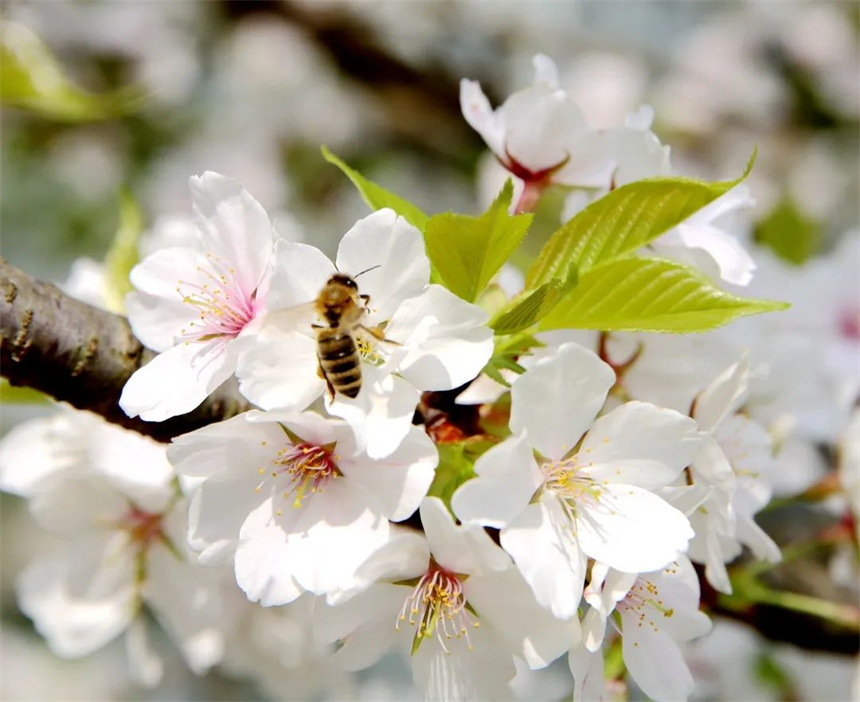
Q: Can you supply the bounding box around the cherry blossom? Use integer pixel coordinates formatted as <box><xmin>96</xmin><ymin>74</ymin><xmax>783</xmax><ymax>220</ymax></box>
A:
<box><xmin>120</xmin><ymin>172</ymin><xmax>276</xmax><ymax>421</ymax></box>
<box><xmin>452</xmin><ymin>342</ymin><xmax>703</xmax><ymax>619</ymax></box>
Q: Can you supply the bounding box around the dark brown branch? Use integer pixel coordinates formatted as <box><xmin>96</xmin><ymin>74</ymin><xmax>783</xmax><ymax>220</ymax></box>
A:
<box><xmin>0</xmin><ymin>258</ymin><xmax>250</xmax><ymax>442</ymax></box>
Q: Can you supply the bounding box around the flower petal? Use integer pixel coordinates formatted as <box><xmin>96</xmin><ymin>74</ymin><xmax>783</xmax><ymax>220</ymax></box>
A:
<box><xmin>120</xmin><ymin>339</ymin><xmax>236</xmax><ymax>421</ymax></box>
<box><xmin>386</xmin><ymin>285</ymin><xmax>493</xmax><ymax>391</ymax></box>
<box><xmin>511</xmin><ymin>343</ymin><xmax>615</xmax><ymax>460</ymax></box>
<box><xmin>189</xmin><ymin>172</ymin><xmax>274</xmax><ymax>297</ymax></box>
<box><xmin>579</xmin><ymin>402</ymin><xmax>704</xmax><ymax>488</ymax></box>
<box><xmin>460</xmin><ymin>78</ymin><xmax>506</xmax><ymax>159</ymax></box>
<box><xmin>452</xmin><ymin>432</ymin><xmax>543</xmax><ymax>528</ymax></box>
<box><xmin>265</xmin><ymin>240</ymin><xmax>335</xmax><ymax>311</ymax></box>
<box><xmin>335</xmin><ymin>209</ymin><xmax>430</xmax><ymax>324</ymax></box>
<box><xmin>501</xmin><ymin>499</ymin><xmax>586</xmax><ymax>620</ymax></box>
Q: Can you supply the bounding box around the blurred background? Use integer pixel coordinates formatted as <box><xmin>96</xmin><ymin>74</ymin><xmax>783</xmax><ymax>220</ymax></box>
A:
<box><xmin>1</xmin><ymin>1</ymin><xmax>858</xmax><ymax>700</ymax></box>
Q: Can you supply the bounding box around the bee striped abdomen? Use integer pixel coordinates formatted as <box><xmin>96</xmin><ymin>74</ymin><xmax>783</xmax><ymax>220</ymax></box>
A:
<box><xmin>317</xmin><ymin>328</ymin><xmax>362</xmax><ymax>398</ymax></box>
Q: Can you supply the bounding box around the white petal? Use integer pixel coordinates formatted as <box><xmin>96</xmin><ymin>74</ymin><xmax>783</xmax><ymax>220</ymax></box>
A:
<box><xmin>420</xmin><ymin>497</ymin><xmax>510</xmax><ymax>576</ymax></box>
<box><xmin>694</xmin><ymin>355</ymin><xmax>750</xmax><ymax>433</ymax></box>
<box><xmin>465</xmin><ymin>567</ymin><xmax>574</xmax><ymax>669</ymax></box>
<box><xmin>188</xmin><ymin>473</ymin><xmax>268</xmax><ymax>564</ymax></box>
<box><xmin>119</xmin><ymin>339</ymin><xmax>236</xmax><ymax>421</ymax></box>
<box><xmin>30</xmin><ymin>473</ymin><xmax>128</xmax><ymax>535</ymax></box>
<box><xmin>266</xmin><ymin>240</ymin><xmax>335</xmax><ymax>311</ymax></box>
<box><xmin>622</xmin><ymin>623</ymin><xmax>694</xmax><ymax>702</ymax></box>
<box><xmin>576</xmin><ymin>484</ymin><xmax>693</xmax><ymax>573</ymax></box>
<box><xmin>125</xmin><ymin>247</ymin><xmax>208</xmax><ymax>351</ymax></box>
<box><xmin>234</xmin><ymin>501</ymin><xmax>304</xmax><ymax>606</ymax></box>
<box><xmin>511</xmin><ymin>343</ymin><xmax>615</xmax><ymax>460</ymax></box>
<box><xmin>0</xmin><ymin>414</ymin><xmax>81</xmax><ymax>496</ymax></box>
<box><xmin>579</xmin><ymin>402</ymin><xmax>703</xmax><ymax>488</ymax></box>
<box><xmin>125</xmin><ymin>619</ymin><xmax>164</xmax><ymax>687</ymax></box>
<box><xmin>168</xmin><ymin>412</ymin><xmax>267</xmax><ymax>479</ymax></box>
<box><xmin>673</xmin><ymin>222</ymin><xmax>756</xmax><ymax>286</ymax></box>
<box><xmin>335</xmin><ymin>209</ymin><xmax>430</xmax><ymax>324</ymax></box>
<box><xmin>501</xmin><ymin>499</ymin><xmax>586</xmax><ymax>620</ymax></box>
<box><xmin>386</xmin><ymin>285</ymin><xmax>493</xmax><ymax>391</ymax></box>
<box><xmin>328</xmin><ymin>368</ymin><xmax>420</xmax><ymax>459</ymax></box>
<box><xmin>460</xmin><ymin>78</ymin><xmax>506</xmax><ymax>158</ymax></box>
<box><xmin>235</xmin><ymin>324</ymin><xmax>323</xmax><ymax>411</ymax></box>
<box><xmin>189</xmin><ymin>172</ymin><xmax>274</xmax><ymax>297</ymax></box>
<box><xmin>532</xmin><ymin>54</ymin><xmax>560</xmax><ymax>88</ymax></box>
<box><xmin>452</xmin><ymin>433</ymin><xmax>543</xmax><ymax>528</ymax></box>
<box><xmin>569</xmin><ymin>644</ymin><xmax>607</xmax><ymax>702</ymax></box>
<box><xmin>341</xmin><ymin>425</ymin><xmax>438</xmax><ymax>522</ymax></box>
<box><xmin>350</xmin><ymin>530</ymin><xmax>430</xmax><ymax>592</ymax></box>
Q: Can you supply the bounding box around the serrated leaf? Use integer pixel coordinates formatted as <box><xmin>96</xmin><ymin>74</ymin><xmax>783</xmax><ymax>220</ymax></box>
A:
<box><xmin>755</xmin><ymin>196</ymin><xmax>820</xmax><ymax>265</ymax></box>
<box><xmin>425</xmin><ymin>181</ymin><xmax>533</xmax><ymax>302</ymax></box>
<box><xmin>1</xmin><ymin>21</ymin><xmax>146</xmax><ymax>121</ymax></box>
<box><xmin>527</xmin><ymin>149</ymin><xmax>757</xmax><ymax>288</ymax></box>
<box><xmin>321</xmin><ymin>146</ymin><xmax>429</xmax><ymax>231</ymax></box>
<box><xmin>102</xmin><ymin>191</ymin><xmax>142</xmax><ymax>314</ymax></box>
<box><xmin>490</xmin><ymin>267</ymin><xmax>578</xmax><ymax>334</ymax></box>
<box><xmin>539</xmin><ymin>257</ymin><xmax>788</xmax><ymax>333</ymax></box>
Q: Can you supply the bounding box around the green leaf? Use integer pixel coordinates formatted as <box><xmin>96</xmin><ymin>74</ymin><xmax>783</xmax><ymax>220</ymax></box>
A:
<box><xmin>0</xmin><ymin>379</ymin><xmax>49</xmax><ymax>405</ymax></box>
<box><xmin>481</xmin><ymin>333</ymin><xmax>542</xmax><ymax>386</ymax></box>
<box><xmin>320</xmin><ymin>146</ymin><xmax>429</xmax><ymax>231</ymax></box>
<box><xmin>424</xmin><ymin>181</ymin><xmax>533</xmax><ymax>302</ymax></box>
<box><xmin>102</xmin><ymin>191</ymin><xmax>143</xmax><ymax>314</ymax></box>
<box><xmin>527</xmin><ymin>149</ymin><xmax>757</xmax><ymax>288</ymax></box>
<box><xmin>755</xmin><ymin>196</ymin><xmax>820</xmax><ymax>265</ymax></box>
<box><xmin>539</xmin><ymin>257</ymin><xmax>788</xmax><ymax>333</ymax></box>
<box><xmin>426</xmin><ymin>443</ymin><xmax>477</xmax><ymax>509</ymax></box>
<box><xmin>0</xmin><ymin>21</ymin><xmax>146</xmax><ymax>121</ymax></box>
<box><xmin>490</xmin><ymin>268</ymin><xmax>578</xmax><ymax>335</ymax></box>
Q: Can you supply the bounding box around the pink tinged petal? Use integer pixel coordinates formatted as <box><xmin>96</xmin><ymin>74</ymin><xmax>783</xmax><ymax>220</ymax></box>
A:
<box><xmin>314</xmin><ymin>583</ymin><xmax>405</xmax><ymax>671</ymax></box>
<box><xmin>119</xmin><ymin>339</ymin><xmax>236</xmax><ymax>421</ymax></box>
<box><xmin>386</xmin><ymin>285</ymin><xmax>494</xmax><ymax>391</ymax></box>
<box><xmin>622</xmin><ymin>622</ymin><xmax>695</xmax><ymax>702</ymax></box>
<box><xmin>328</xmin><ymin>369</ymin><xmax>421</xmax><ymax>460</ymax></box>
<box><xmin>125</xmin><ymin>247</ymin><xmax>213</xmax><ymax>349</ymax></box>
<box><xmin>465</xmin><ymin>567</ymin><xmax>575</xmax><ymax>669</ymax></box>
<box><xmin>266</xmin><ymin>240</ymin><xmax>335</xmax><ymax>311</ymax></box>
<box><xmin>576</xmin><ymin>484</ymin><xmax>694</xmax><ymax>574</ymax></box>
<box><xmin>579</xmin><ymin>402</ymin><xmax>704</xmax><ymax>488</ymax></box>
<box><xmin>285</xmin><ymin>479</ymin><xmax>390</xmax><ymax>597</ymax></box>
<box><xmin>694</xmin><ymin>355</ymin><xmax>750</xmax><ymax>433</ymax></box>
<box><xmin>452</xmin><ymin>433</ymin><xmax>543</xmax><ymax>528</ymax></box>
<box><xmin>188</xmin><ymin>474</ymin><xmax>268</xmax><ymax>565</ymax></box>
<box><xmin>460</xmin><ymin>78</ymin><xmax>506</xmax><ymax>158</ymax></box>
<box><xmin>235</xmin><ymin>325</ymin><xmax>323</xmax><ymax>411</ymax></box>
<box><xmin>500</xmin><ymin>83</ymin><xmax>587</xmax><ymax>174</ymax></box>
<box><xmin>411</xmin><ymin>621</ymin><xmax>517</xmax><ymax>702</ymax></box>
<box><xmin>234</xmin><ymin>507</ymin><xmax>304</xmax><ymax>606</ymax></box>
<box><xmin>510</xmin><ymin>343</ymin><xmax>615</xmax><ymax>461</ymax></box>
<box><xmin>501</xmin><ymin>499</ymin><xmax>586</xmax><ymax>620</ymax></box>
<box><xmin>335</xmin><ymin>209</ymin><xmax>430</xmax><ymax>324</ymax></box>
<box><xmin>420</xmin><ymin>497</ymin><xmax>510</xmax><ymax>576</ymax></box>
<box><xmin>340</xmin><ymin>425</ymin><xmax>438</xmax><ymax>522</ymax></box>
<box><xmin>189</xmin><ymin>172</ymin><xmax>274</xmax><ymax>297</ymax></box>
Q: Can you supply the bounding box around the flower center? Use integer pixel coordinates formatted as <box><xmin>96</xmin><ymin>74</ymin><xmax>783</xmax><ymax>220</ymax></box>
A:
<box><xmin>121</xmin><ymin>505</ymin><xmax>165</xmax><ymax>546</ymax></box>
<box><xmin>541</xmin><ymin>457</ymin><xmax>606</xmax><ymax>518</ymax></box>
<box><xmin>397</xmin><ymin>562</ymin><xmax>479</xmax><ymax>655</ymax></box>
<box><xmin>617</xmin><ymin>572</ymin><xmax>675</xmax><ymax>634</ymax></box>
<box><xmin>258</xmin><ymin>441</ymin><xmax>341</xmax><ymax>510</ymax></box>
<box><xmin>177</xmin><ymin>256</ymin><xmax>256</xmax><ymax>342</ymax></box>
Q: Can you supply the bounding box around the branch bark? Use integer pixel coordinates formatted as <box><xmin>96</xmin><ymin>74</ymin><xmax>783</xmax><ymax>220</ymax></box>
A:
<box><xmin>0</xmin><ymin>258</ymin><xmax>249</xmax><ymax>443</ymax></box>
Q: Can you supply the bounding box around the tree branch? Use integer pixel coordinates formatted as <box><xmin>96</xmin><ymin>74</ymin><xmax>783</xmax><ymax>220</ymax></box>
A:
<box><xmin>0</xmin><ymin>259</ymin><xmax>250</xmax><ymax>442</ymax></box>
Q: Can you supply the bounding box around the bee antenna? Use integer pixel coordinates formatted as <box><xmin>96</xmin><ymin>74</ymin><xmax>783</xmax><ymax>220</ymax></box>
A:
<box><xmin>354</xmin><ymin>264</ymin><xmax>381</xmax><ymax>279</ymax></box>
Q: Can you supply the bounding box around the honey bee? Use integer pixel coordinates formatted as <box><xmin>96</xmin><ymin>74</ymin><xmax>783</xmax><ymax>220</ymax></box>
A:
<box><xmin>313</xmin><ymin>268</ymin><xmax>388</xmax><ymax>400</ymax></box>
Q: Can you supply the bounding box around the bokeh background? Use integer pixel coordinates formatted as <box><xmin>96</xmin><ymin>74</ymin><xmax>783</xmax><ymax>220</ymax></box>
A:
<box><xmin>1</xmin><ymin>1</ymin><xmax>858</xmax><ymax>701</ymax></box>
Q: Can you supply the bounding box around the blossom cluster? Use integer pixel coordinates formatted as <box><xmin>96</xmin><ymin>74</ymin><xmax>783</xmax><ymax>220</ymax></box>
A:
<box><xmin>3</xmin><ymin>54</ymin><xmax>858</xmax><ymax>702</ymax></box>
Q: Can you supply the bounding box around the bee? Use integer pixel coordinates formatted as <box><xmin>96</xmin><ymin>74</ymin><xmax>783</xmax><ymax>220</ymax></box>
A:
<box><xmin>313</xmin><ymin>268</ymin><xmax>388</xmax><ymax>400</ymax></box>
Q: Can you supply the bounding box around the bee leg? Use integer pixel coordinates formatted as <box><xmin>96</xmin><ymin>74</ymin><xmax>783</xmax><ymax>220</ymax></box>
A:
<box><xmin>360</xmin><ymin>324</ymin><xmax>402</xmax><ymax>347</ymax></box>
<box><xmin>317</xmin><ymin>360</ymin><xmax>336</xmax><ymax>402</ymax></box>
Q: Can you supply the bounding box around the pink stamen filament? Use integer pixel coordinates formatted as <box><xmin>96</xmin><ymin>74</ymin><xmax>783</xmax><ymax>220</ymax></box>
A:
<box><xmin>397</xmin><ymin>564</ymin><xmax>478</xmax><ymax>655</ymax></box>
<box><xmin>259</xmin><ymin>442</ymin><xmax>340</xmax><ymax>508</ymax></box>
<box><xmin>177</xmin><ymin>257</ymin><xmax>255</xmax><ymax>342</ymax></box>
